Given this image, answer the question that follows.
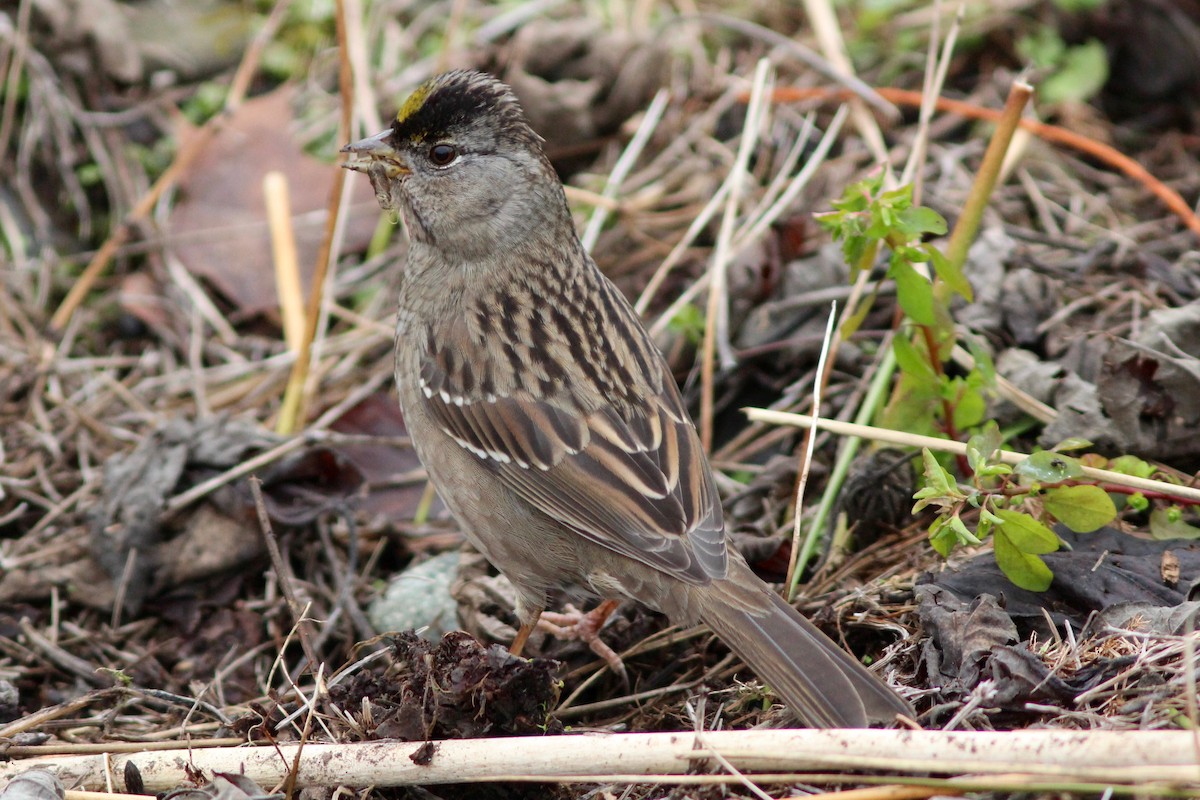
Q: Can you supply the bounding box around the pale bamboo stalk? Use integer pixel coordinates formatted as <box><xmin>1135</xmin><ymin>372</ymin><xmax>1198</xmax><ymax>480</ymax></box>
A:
<box><xmin>3</xmin><ymin>730</ymin><xmax>1199</xmax><ymax>790</ymax></box>
<box><xmin>745</xmin><ymin>408</ymin><xmax>1200</xmax><ymax>503</ymax></box>
<box><xmin>264</xmin><ymin>171</ymin><xmax>305</xmax><ymax>354</ymax></box>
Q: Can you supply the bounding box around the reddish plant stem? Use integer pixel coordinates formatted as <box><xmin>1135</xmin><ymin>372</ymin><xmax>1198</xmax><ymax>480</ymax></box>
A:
<box><xmin>995</xmin><ymin>479</ymin><xmax>1200</xmax><ymax>507</ymax></box>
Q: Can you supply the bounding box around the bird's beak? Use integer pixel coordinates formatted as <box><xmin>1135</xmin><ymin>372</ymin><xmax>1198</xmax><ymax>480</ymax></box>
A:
<box><xmin>341</xmin><ymin>130</ymin><xmax>410</xmax><ymax>177</ymax></box>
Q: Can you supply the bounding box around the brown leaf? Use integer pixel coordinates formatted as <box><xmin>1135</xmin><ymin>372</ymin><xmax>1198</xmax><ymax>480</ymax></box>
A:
<box><xmin>329</xmin><ymin>392</ymin><xmax>439</xmax><ymax>521</ymax></box>
<box><xmin>168</xmin><ymin>87</ymin><xmax>377</xmax><ymax>316</ymax></box>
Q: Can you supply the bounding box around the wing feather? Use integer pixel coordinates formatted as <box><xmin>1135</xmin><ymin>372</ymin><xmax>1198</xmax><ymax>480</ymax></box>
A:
<box><xmin>416</xmin><ymin>272</ymin><xmax>728</xmax><ymax>584</ymax></box>
<box><xmin>423</xmin><ymin>366</ymin><xmax>726</xmax><ymax>583</ymax></box>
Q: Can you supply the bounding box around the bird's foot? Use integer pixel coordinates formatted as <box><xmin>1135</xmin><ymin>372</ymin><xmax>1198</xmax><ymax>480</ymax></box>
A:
<box><xmin>537</xmin><ymin>600</ymin><xmax>627</xmax><ymax>682</ymax></box>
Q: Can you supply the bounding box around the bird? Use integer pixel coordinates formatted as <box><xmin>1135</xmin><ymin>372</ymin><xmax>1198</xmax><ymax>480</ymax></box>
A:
<box><xmin>342</xmin><ymin>69</ymin><xmax>912</xmax><ymax>727</ymax></box>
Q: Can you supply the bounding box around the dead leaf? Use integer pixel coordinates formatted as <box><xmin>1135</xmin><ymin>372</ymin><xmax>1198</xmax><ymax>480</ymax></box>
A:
<box><xmin>1162</xmin><ymin>550</ymin><xmax>1181</xmax><ymax>585</ymax></box>
<box><xmin>328</xmin><ymin>392</ymin><xmax>438</xmax><ymax>521</ymax></box>
<box><xmin>168</xmin><ymin>87</ymin><xmax>378</xmax><ymax>316</ymax></box>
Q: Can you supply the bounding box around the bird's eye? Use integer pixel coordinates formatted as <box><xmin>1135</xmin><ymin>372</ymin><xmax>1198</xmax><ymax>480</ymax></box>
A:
<box><xmin>429</xmin><ymin>144</ymin><xmax>457</xmax><ymax>166</ymax></box>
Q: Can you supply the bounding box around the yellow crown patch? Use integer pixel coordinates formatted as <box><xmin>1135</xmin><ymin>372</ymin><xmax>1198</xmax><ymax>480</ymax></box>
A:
<box><xmin>396</xmin><ymin>84</ymin><xmax>433</xmax><ymax>125</ymax></box>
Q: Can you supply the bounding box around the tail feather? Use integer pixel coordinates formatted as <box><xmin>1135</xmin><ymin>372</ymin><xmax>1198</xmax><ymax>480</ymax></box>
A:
<box><xmin>695</xmin><ymin>561</ymin><xmax>911</xmax><ymax>727</ymax></box>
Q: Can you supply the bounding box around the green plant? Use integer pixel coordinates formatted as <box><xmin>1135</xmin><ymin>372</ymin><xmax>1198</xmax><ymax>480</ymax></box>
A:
<box><xmin>816</xmin><ymin>176</ymin><xmax>1126</xmax><ymax>590</ymax></box>
<box><xmin>913</xmin><ymin>427</ymin><xmax>1120</xmax><ymax>589</ymax></box>
<box><xmin>1017</xmin><ymin>26</ymin><xmax>1109</xmax><ymax>105</ymax></box>
<box><xmin>668</xmin><ymin>303</ymin><xmax>707</xmax><ymax>347</ymax></box>
<box><xmin>817</xmin><ymin>175</ymin><xmax>973</xmax><ymax>442</ymax></box>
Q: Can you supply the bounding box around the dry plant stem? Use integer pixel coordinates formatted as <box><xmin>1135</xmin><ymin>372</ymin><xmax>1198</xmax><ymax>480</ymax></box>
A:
<box><xmin>700</xmin><ymin>59</ymin><xmax>771</xmax><ymax>450</ymax></box>
<box><xmin>8</xmin><ymin>730</ymin><xmax>1200</xmax><ymax>790</ymax></box>
<box><xmin>787</xmin><ymin>330</ymin><xmax>895</xmax><ymax>597</ymax></box>
<box><xmin>556</xmin><ymin>678</ymin><xmax>705</xmax><ymax>721</ymax></box>
<box><xmin>634</xmin><ymin>179</ymin><xmax>730</xmax><ymax>316</ymax></box>
<box><xmin>745</xmin><ymin>409</ymin><xmax>1200</xmax><ymax>504</ymax></box>
<box><xmin>342</xmin><ymin>0</ymin><xmax>381</xmax><ymax>133</ymax></box>
<box><xmin>768</xmin><ymin>86</ymin><xmax>1200</xmax><ymax>239</ymax></box>
<box><xmin>249</xmin><ymin>476</ymin><xmax>321</xmax><ymax>674</ymax></box>
<box><xmin>1185</xmin><ymin>614</ymin><xmax>1200</xmax><ymax>740</ymax></box>
<box><xmin>692</xmin><ymin>729</ymin><xmax>774</xmax><ymax>800</ymax></box>
<box><xmin>264</xmin><ymin>171</ymin><xmax>305</xmax><ymax>354</ymax></box>
<box><xmin>18</xmin><ymin>619</ymin><xmax>110</xmax><ymax>688</ymax></box>
<box><xmin>276</xmin><ymin>0</ymin><xmax>356</xmax><ymax>433</ymax></box>
<box><xmin>48</xmin><ymin>0</ymin><xmax>293</xmax><ymax>332</ymax></box>
<box><xmin>786</xmin><ymin>303</ymin><xmax>837</xmax><ymax>590</ymax></box>
<box><xmin>0</xmin><ymin>0</ymin><xmax>33</xmax><ymax>163</ymax></box>
<box><xmin>438</xmin><ymin>0</ymin><xmax>469</xmax><ymax>74</ymax></box>
<box><xmin>557</xmin><ymin>627</ymin><xmax>718</xmax><ymax>714</ymax></box>
<box><xmin>801</xmin><ymin>0</ymin><xmax>889</xmax><ymax>165</ymax></box>
<box><xmin>804</xmin><ymin>788</ymin><xmax>955</xmax><ymax>800</ymax></box>
<box><xmin>8</xmin><ymin>740</ymin><xmax>245</xmax><ymax>757</ymax></box>
<box><xmin>945</xmin><ymin>79</ymin><xmax>1032</xmax><ymax>272</ymax></box>
<box><xmin>162</xmin><ymin>432</ymin><xmax>316</xmax><ymax>517</ymax></box>
<box><xmin>645</xmin><ymin>105</ymin><xmax>847</xmax><ymax>339</ymax></box>
<box><xmin>901</xmin><ymin>0</ymin><xmax>964</xmax><ymax>196</ymax></box>
<box><xmin>0</xmin><ymin>690</ymin><xmax>122</xmax><ymax>740</ymax></box>
<box><xmin>580</xmin><ymin>89</ymin><xmax>670</xmax><ymax>253</ymax></box>
<box><xmin>277</xmin><ymin>664</ymin><xmax>323</xmax><ymax>799</ymax></box>
<box><xmin>50</xmin><ymin>180</ymin><xmax>176</xmax><ymax>332</ymax></box>
<box><xmin>897</xmin><ymin>80</ymin><xmax>1028</xmax><ymax>469</ymax></box>
<box><xmin>950</xmin><ymin>343</ymin><xmax>1055</xmax><ymax>424</ymax></box>
<box><xmin>683</xmin><ymin>13</ymin><xmax>898</xmax><ymax>120</ymax></box>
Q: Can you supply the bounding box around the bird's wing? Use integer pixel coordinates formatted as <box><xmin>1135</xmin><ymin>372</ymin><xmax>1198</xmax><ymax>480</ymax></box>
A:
<box><xmin>416</xmin><ymin>278</ymin><xmax>727</xmax><ymax>584</ymax></box>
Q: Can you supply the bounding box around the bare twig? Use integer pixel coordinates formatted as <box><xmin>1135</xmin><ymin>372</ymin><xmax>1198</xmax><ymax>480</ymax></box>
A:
<box><xmin>745</xmin><ymin>409</ymin><xmax>1200</xmax><ymax>504</ymax></box>
<box><xmin>249</xmin><ymin>476</ymin><xmax>321</xmax><ymax>674</ymax></box>
<box><xmin>7</xmin><ymin>730</ymin><xmax>1200</xmax><ymax>790</ymax></box>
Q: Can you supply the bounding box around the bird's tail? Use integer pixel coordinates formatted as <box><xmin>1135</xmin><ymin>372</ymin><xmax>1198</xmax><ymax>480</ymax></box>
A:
<box><xmin>694</xmin><ymin>558</ymin><xmax>911</xmax><ymax>727</ymax></box>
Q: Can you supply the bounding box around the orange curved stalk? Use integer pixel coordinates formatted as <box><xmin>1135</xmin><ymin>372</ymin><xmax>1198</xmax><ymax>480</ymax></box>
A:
<box><xmin>766</xmin><ymin>86</ymin><xmax>1200</xmax><ymax>239</ymax></box>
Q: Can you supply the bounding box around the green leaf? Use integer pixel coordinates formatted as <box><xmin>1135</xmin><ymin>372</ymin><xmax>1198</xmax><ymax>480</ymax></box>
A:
<box><xmin>827</xmin><ymin>176</ymin><xmax>878</xmax><ymax>215</ymax></box>
<box><xmin>892</xmin><ymin>333</ymin><xmax>938</xmax><ymax>384</ymax></box>
<box><xmin>880</xmin><ymin>369</ymin><xmax>941</xmax><ymax>437</ymax></box>
<box><xmin>839</xmin><ymin>284</ymin><xmax>881</xmax><ymax>338</ymax></box>
<box><xmin>1149</xmin><ymin>507</ymin><xmax>1200</xmax><ymax>540</ymax></box>
<box><xmin>1107</xmin><ymin>455</ymin><xmax>1156</xmax><ymax>479</ymax></box>
<box><xmin>929</xmin><ymin>515</ymin><xmax>958</xmax><ymax>557</ymax></box>
<box><xmin>964</xmin><ymin>335</ymin><xmax>995</xmax><ymax>385</ymax></box>
<box><xmin>976</xmin><ymin>461</ymin><xmax>1013</xmax><ymax>480</ymax></box>
<box><xmin>1041</xmin><ymin>40</ymin><xmax>1109</xmax><ymax>104</ymax></box>
<box><xmin>1127</xmin><ymin>492</ymin><xmax>1150</xmax><ymax>512</ymax></box>
<box><xmin>927</xmin><ymin>245</ymin><xmax>973</xmax><ymax>301</ymax></box>
<box><xmin>880</xmin><ymin>185</ymin><xmax>914</xmax><ymax>205</ymax></box>
<box><xmin>979</xmin><ymin>505</ymin><xmax>1005</xmax><ymax>527</ymax></box>
<box><xmin>920</xmin><ymin>448</ymin><xmax>953</xmax><ymax>492</ymax></box>
<box><xmin>890</xmin><ymin>259</ymin><xmax>935</xmax><ymax>325</ymax></box>
<box><xmin>947</xmin><ymin>513</ymin><xmax>981</xmax><ymax>546</ymax></box>
<box><xmin>966</xmin><ymin>424</ymin><xmax>1002</xmax><ymax>475</ymax></box>
<box><xmin>866</xmin><ymin>209</ymin><xmax>895</xmax><ymax>239</ymax></box>
<box><xmin>951</xmin><ymin>380</ymin><xmax>987</xmax><ymax>430</ymax></box>
<box><xmin>896</xmin><ymin>206</ymin><xmax>947</xmax><ymax>238</ymax></box>
<box><xmin>1041</xmin><ymin>485</ymin><xmax>1117</xmax><ymax>532</ymax></box>
<box><xmin>1048</xmin><ymin>437</ymin><xmax>1093</xmax><ymax>452</ymax></box>
<box><xmin>993</xmin><ymin>509</ymin><xmax>1060</xmax><ymax>554</ymax></box>
<box><xmin>668</xmin><ymin>303</ymin><xmax>706</xmax><ymax>346</ymax></box>
<box><xmin>813</xmin><ymin>210</ymin><xmax>839</xmax><ymax>232</ymax></box>
<box><xmin>1017</xmin><ymin>27</ymin><xmax>1064</xmax><ymax>68</ymax></box>
<box><xmin>993</xmin><ymin>526</ymin><xmax>1054</xmax><ymax>591</ymax></box>
<box><xmin>1014</xmin><ymin>451</ymin><xmax>1084</xmax><ymax>482</ymax></box>
<box><xmin>847</xmin><ymin>236</ymin><xmax>879</xmax><ymax>278</ymax></box>
<box><xmin>913</xmin><ymin>448</ymin><xmax>962</xmax><ymax>514</ymax></box>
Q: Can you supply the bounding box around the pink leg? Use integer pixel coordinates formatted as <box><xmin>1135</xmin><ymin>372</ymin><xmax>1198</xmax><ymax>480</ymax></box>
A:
<box><xmin>537</xmin><ymin>599</ymin><xmax>626</xmax><ymax>680</ymax></box>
